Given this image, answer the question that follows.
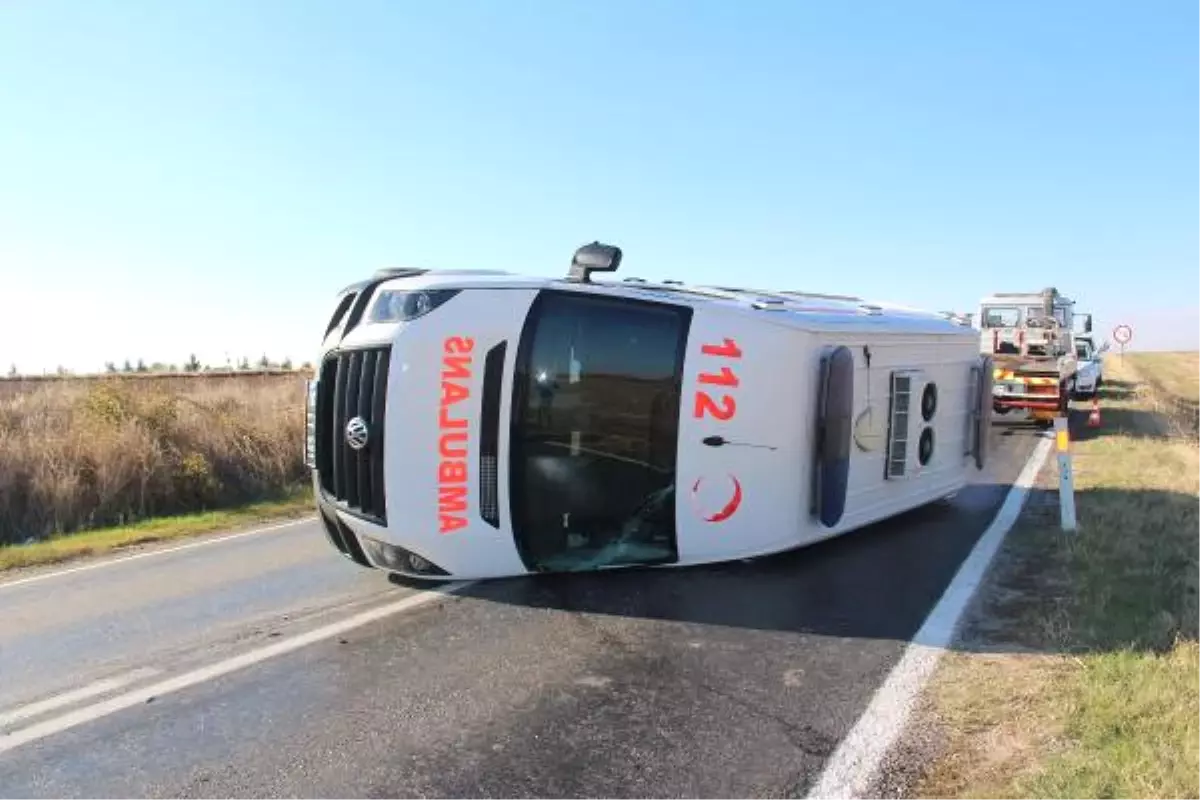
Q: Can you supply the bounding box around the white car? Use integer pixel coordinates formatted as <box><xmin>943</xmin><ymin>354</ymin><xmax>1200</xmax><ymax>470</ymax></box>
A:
<box><xmin>1072</xmin><ymin>336</ymin><xmax>1108</xmax><ymax>399</ymax></box>
<box><xmin>304</xmin><ymin>242</ymin><xmax>995</xmax><ymax>581</ymax></box>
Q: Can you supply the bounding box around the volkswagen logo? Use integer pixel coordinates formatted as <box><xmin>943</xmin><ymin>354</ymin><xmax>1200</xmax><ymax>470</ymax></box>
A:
<box><xmin>344</xmin><ymin>416</ymin><xmax>370</xmax><ymax>450</ymax></box>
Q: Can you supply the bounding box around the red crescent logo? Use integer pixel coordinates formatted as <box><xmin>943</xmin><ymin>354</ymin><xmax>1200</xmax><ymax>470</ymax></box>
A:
<box><xmin>691</xmin><ymin>475</ymin><xmax>743</xmax><ymax>523</ymax></box>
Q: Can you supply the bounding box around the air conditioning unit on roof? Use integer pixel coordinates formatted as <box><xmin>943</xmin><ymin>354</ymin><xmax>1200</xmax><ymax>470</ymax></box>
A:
<box><xmin>885</xmin><ymin>368</ymin><xmax>939</xmax><ymax>480</ymax></box>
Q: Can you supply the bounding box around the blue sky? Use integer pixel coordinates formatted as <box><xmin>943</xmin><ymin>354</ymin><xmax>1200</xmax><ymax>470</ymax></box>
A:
<box><xmin>1</xmin><ymin>0</ymin><xmax>1196</xmax><ymax>372</ymax></box>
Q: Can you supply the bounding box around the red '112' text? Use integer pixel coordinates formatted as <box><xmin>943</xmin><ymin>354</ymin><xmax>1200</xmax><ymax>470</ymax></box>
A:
<box><xmin>694</xmin><ymin>337</ymin><xmax>743</xmax><ymax>421</ymax></box>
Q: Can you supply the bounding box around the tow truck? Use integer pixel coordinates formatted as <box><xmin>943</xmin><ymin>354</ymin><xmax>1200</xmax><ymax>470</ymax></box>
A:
<box><xmin>978</xmin><ymin>287</ymin><xmax>1093</xmax><ymax>424</ymax></box>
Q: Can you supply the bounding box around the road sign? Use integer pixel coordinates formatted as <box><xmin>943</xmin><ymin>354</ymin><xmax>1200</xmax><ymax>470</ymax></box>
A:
<box><xmin>1112</xmin><ymin>324</ymin><xmax>1133</xmax><ymax>364</ymax></box>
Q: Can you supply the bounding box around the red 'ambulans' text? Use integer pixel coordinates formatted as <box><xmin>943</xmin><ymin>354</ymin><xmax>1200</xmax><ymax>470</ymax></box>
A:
<box><xmin>438</xmin><ymin>336</ymin><xmax>474</xmax><ymax>533</ymax></box>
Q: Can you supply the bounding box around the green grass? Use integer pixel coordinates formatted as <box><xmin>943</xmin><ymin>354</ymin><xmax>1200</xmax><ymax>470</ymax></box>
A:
<box><xmin>0</xmin><ymin>483</ymin><xmax>314</xmax><ymax>573</ymax></box>
<box><xmin>914</xmin><ymin>354</ymin><xmax>1200</xmax><ymax>799</ymax></box>
<box><xmin>1019</xmin><ymin>644</ymin><xmax>1199</xmax><ymax>799</ymax></box>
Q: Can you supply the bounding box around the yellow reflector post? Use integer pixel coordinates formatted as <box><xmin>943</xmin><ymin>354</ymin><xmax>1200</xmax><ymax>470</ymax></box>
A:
<box><xmin>1053</xmin><ymin>415</ymin><xmax>1078</xmax><ymax>532</ymax></box>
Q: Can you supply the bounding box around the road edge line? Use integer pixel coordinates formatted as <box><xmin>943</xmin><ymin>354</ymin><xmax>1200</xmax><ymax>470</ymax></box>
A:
<box><xmin>0</xmin><ymin>517</ymin><xmax>317</xmax><ymax>592</ymax></box>
<box><xmin>0</xmin><ymin>582</ymin><xmax>475</xmax><ymax>756</ymax></box>
<box><xmin>807</xmin><ymin>433</ymin><xmax>1055</xmax><ymax>799</ymax></box>
<box><xmin>0</xmin><ymin>668</ymin><xmax>161</xmax><ymax>729</ymax></box>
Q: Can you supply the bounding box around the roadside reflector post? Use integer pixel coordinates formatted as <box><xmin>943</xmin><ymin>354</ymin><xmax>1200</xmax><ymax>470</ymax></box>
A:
<box><xmin>1054</xmin><ymin>415</ymin><xmax>1077</xmax><ymax>532</ymax></box>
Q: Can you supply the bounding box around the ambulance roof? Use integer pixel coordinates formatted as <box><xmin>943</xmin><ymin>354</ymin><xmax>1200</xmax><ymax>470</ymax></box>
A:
<box><xmin>353</xmin><ymin>267</ymin><xmax>974</xmax><ymax>337</ymax></box>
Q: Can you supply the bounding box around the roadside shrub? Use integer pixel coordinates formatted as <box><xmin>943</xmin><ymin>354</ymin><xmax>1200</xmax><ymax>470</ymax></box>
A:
<box><xmin>0</xmin><ymin>375</ymin><xmax>306</xmax><ymax>545</ymax></box>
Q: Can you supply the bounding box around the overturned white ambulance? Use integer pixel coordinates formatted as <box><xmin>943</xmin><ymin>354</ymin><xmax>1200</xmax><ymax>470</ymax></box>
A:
<box><xmin>305</xmin><ymin>243</ymin><xmax>994</xmax><ymax>581</ymax></box>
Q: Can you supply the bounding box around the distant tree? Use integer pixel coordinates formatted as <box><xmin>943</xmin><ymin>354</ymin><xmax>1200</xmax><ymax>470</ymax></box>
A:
<box><xmin>258</xmin><ymin>353</ymin><xmax>271</xmax><ymax>370</ymax></box>
<box><xmin>300</xmin><ymin>361</ymin><xmax>313</xmax><ymax>371</ymax></box>
<box><xmin>239</xmin><ymin>357</ymin><xmax>251</xmax><ymax>371</ymax></box>
<box><xmin>122</xmin><ymin>359</ymin><xmax>133</xmax><ymax>373</ymax></box>
<box><xmin>184</xmin><ymin>353</ymin><xmax>201</xmax><ymax>372</ymax></box>
<box><xmin>135</xmin><ymin>358</ymin><xmax>148</xmax><ymax>373</ymax></box>
<box><xmin>281</xmin><ymin>357</ymin><xmax>293</xmax><ymax>370</ymax></box>
<box><xmin>55</xmin><ymin>365</ymin><xmax>71</xmax><ymax>376</ymax></box>
<box><xmin>104</xmin><ymin>361</ymin><xmax>117</xmax><ymax>373</ymax></box>
<box><xmin>7</xmin><ymin>364</ymin><xmax>17</xmax><ymax>378</ymax></box>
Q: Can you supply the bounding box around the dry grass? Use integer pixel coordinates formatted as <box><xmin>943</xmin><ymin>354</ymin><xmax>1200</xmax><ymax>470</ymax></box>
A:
<box><xmin>909</xmin><ymin>355</ymin><xmax>1200</xmax><ymax>799</ymax></box>
<box><xmin>0</xmin><ymin>374</ymin><xmax>308</xmax><ymax>547</ymax></box>
<box><xmin>1127</xmin><ymin>350</ymin><xmax>1199</xmax><ymax>404</ymax></box>
<box><xmin>1126</xmin><ymin>351</ymin><xmax>1199</xmax><ymax>440</ymax></box>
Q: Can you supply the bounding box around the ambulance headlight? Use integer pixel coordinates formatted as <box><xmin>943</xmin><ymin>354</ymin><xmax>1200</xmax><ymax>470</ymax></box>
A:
<box><xmin>368</xmin><ymin>289</ymin><xmax>460</xmax><ymax>323</ymax></box>
<box><xmin>359</xmin><ymin>535</ymin><xmax>451</xmax><ymax>577</ymax></box>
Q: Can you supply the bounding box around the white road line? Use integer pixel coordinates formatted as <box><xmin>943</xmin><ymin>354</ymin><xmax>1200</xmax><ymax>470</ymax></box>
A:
<box><xmin>0</xmin><ymin>668</ymin><xmax>161</xmax><ymax>728</ymax></box>
<box><xmin>0</xmin><ymin>517</ymin><xmax>316</xmax><ymax>592</ymax></box>
<box><xmin>808</xmin><ymin>434</ymin><xmax>1055</xmax><ymax>799</ymax></box>
<box><xmin>0</xmin><ymin>582</ymin><xmax>474</xmax><ymax>757</ymax></box>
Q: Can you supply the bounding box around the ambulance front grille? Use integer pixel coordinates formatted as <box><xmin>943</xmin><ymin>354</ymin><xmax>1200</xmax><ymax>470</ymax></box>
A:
<box><xmin>316</xmin><ymin>345</ymin><xmax>391</xmax><ymax>525</ymax></box>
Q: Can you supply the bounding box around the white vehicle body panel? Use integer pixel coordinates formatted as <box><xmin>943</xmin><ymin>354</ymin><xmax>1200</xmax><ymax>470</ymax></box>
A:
<box><xmin>1073</xmin><ymin>336</ymin><xmax>1104</xmax><ymax>394</ymax></box>
<box><xmin>309</xmin><ymin>264</ymin><xmax>990</xmax><ymax>580</ymax></box>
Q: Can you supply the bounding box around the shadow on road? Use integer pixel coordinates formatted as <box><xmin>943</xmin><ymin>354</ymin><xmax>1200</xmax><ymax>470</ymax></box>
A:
<box><xmin>410</xmin><ymin>479</ymin><xmax>1200</xmax><ymax>662</ymax></box>
<box><xmin>382</xmin><ymin>479</ymin><xmax>998</xmax><ymax>639</ymax></box>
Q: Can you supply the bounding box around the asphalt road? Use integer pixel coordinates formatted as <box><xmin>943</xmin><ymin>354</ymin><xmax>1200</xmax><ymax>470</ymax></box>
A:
<box><xmin>0</xmin><ymin>425</ymin><xmax>1044</xmax><ymax>798</ymax></box>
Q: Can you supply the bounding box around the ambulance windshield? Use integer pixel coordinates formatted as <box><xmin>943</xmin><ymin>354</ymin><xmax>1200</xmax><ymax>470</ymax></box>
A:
<box><xmin>509</xmin><ymin>291</ymin><xmax>691</xmax><ymax>572</ymax></box>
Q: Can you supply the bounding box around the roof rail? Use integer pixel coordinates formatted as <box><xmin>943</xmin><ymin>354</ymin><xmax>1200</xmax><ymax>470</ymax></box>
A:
<box><xmin>370</xmin><ymin>267</ymin><xmax>428</xmax><ymax>281</ymax></box>
<box><xmin>751</xmin><ymin>297</ymin><xmax>787</xmax><ymax>311</ymax></box>
<box><xmin>779</xmin><ymin>290</ymin><xmax>863</xmax><ymax>303</ymax></box>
